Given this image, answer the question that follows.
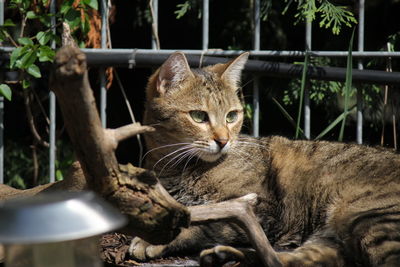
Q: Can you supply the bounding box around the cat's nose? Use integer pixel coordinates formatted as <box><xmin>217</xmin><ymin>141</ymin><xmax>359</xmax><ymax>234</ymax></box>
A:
<box><xmin>215</xmin><ymin>139</ymin><xmax>228</xmax><ymax>149</ymax></box>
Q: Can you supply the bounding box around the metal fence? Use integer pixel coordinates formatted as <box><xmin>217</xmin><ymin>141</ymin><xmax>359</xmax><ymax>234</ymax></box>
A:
<box><xmin>1</xmin><ymin>0</ymin><xmax>399</xmax><ymax>183</ymax></box>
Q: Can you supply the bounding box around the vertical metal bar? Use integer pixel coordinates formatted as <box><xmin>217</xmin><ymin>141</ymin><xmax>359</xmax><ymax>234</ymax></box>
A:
<box><xmin>0</xmin><ymin>0</ymin><xmax>4</xmax><ymax>184</ymax></box>
<box><xmin>252</xmin><ymin>0</ymin><xmax>260</xmax><ymax>137</ymax></box>
<box><xmin>151</xmin><ymin>0</ymin><xmax>158</xmax><ymax>50</ymax></box>
<box><xmin>304</xmin><ymin>21</ymin><xmax>312</xmax><ymax>139</ymax></box>
<box><xmin>49</xmin><ymin>0</ymin><xmax>56</xmax><ymax>183</ymax></box>
<box><xmin>202</xmin><ymin>0</ymin><xmax>209</xmax><ymax>50</ymax></box>
<box><xmin>100</xmin><ymin>0</ymin><xmax>108</xmax><ymax>128</ymax></box>
<box><xmin>356</xmin><ymin>0</ymin><xmax>365</xmax><ymax>144</ymax></box>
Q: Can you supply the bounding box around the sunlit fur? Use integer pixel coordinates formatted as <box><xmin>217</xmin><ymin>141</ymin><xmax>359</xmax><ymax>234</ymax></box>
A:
<box><xmin>139</xmin><ymin>52</ymin><xmax>400</xmax><ymax>267</ymax></box>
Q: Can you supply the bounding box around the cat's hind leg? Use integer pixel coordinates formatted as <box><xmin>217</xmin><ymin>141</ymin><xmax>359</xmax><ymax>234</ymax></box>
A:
<box><xmin>277</xmin><ymin>238</ymin><xmax>345</xmax><ymax>267</ymax></box>
<box><xmin>199</xmin><ymin>246</ymin><xmax>263</xmax><ymax>267</ymax></box>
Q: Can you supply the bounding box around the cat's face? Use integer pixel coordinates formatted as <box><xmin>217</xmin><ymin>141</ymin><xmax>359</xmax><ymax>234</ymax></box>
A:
<box><xmin>145</xmin><ymin>52</ymin><xmax>248</xmax><ymax>163</ymax></box>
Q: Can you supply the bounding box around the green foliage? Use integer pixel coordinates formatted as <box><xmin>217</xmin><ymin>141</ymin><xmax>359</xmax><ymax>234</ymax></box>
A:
<box><xmin>283</xmin><ymin>0</ymin><xmax>357</xmax><ymax>34</ymax></box>
<box><xmin>284</xmin><ymin>56</ymin><xmax>356</xmax><ymax>106</ymax></box>
<box><xmin>1</xmin><ymin>0</ymin><xmax>98</xmax><ymax>98</ymax></box>
<box><xmin>0</xmin><ymin>84</ymin><xmax>12</xmax><ymax>101</ymax></box>
<box><xmin>317</xmin><ymin>1</ymin><xmax>357</xmax><ymax>35</ymax></box>
<box><xmin>260</xmin><ymin>0</ymin><xmax>273</xmax><ymax>21</ymax></box>
<box><xmin>174</xmin><ymin>0</ymin><xmax>201</xmax><ymax>19</ymax></box>
<box><xmin>280</xmin><ymin>30</ymin><xmax>382</xmax><ymax>141</ymax></box>
<box><xmin>5</xmin><ymin>140</ymin><xmax>74</xmax><ymax>189</ymax></box>
<box><xmin>174</xmin><ymin>0</ymin><xmax>356</xmax><ymax>35</ymax></box>
<box><xmin>175</xmin><ymin>2</ymin><xmax>191</xmax><ymax>19</ymax></box>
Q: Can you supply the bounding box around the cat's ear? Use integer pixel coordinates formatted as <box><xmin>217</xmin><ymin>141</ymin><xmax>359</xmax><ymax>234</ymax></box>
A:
<box><xmin>157</xmin><ymin>52</ymin><xmax>194</xmax><ymax>95</ymax></box>
<box><xmin>220</xmin><ymin>52</ymin><xmax>249</xmax><ymax>87</ymax></box>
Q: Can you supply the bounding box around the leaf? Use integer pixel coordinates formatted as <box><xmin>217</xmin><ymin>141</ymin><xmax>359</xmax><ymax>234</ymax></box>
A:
<box><xmin>26</xmin><ymin>11</ymin><xmax>37</xmax><ymax>19</ymax></box>
<box><xmin>175</xmin><ymin>2</ymin><xmax>190</xmax><ymax>19</ymax></box>
<box><xmin>38</xmin><ymin>45</ymin><xmax>55</xmax><ymax>62</ymax></box>
<box><xmin>0</xmin><ymin>30</ymin><xmax>7</xmax><ymax>42</ymax></box>
<box><xmin>17</xmin><ymin>37</ymin><xmax>33</xmax><ymax>46</ymax></box>
<box><xmin>60</xmin><ymin>4</ymin><xmax>71</xmax><ymax>14</ymax></box>
<box><xmin>81</xmin><ymin>13</ymin><xmax>90</xmax><ymax>35</ymax></box>
<box><xmin>64</xmin><ymin>8</ymin><xmax>81</xmax><ymax>29</ymax></box>
<box><xmin>10</xmin><ymin>46</ymin><xmax>23</xmax><ymax>68</ymax></box>
<box><xmin>272</xmin><ymin>97</ymin><xmax>305</xmax><ymax>138</ymax></box>
<box><xmin>7</xmin><ymin>174</ymin><xmax>26</xmax><ymax>190</ymax></box>
<box><xmin>0</xmin><ymin>84</ymin><xmax>12</xmax><ymax>101</ymax></box>
<box><xmin>20</xmin><ymin>49</ymin><xmax>37</xmax><ymax>69</ymax></box>
<box><xmin>22</xmin><ymin>79</ymin><xmax>30</xmax><ymax>89</ymax></box>
<box><xmin>36</xmin><ymin>31</ymin><xmax>52</xmax><ymax>45</ymax></box>
<box><xmin>27</xmin><ymin>64</ymin><xmax>41</xmax><ymax>78</ymax></box>
<box><xmin>56</xmin><ymin>169</ymin><xmax>64</xmax><ymax>181</ymax></box>
<box><xmin>83</xmin><ymin>0</ymin><xmax>98</xmax><ymax>10</ymax></box>
<box><xmin>3</xmin><ymin>19</ymin><xmax>16</xmax><ymax>27</ymax></box>
<box><xmin>315</xmin><ymin>106</ymin><xmax>356</xmax><ymax>140</ymax></box>
<box><xmin>39</xmin><ymin>14</ymin><xmax>52</xmax><ymax>27</ymax></box>
<box><xmin>60</xmin><ymin>0</ymin><xmax>75</xmax><ymax>14</ymax></box>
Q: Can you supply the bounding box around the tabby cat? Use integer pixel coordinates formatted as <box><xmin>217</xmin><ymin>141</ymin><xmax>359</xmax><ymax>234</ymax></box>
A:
<box><xmin>129</xmin><ymin>52</ymin><xmax>400</xmax><ymax>267</ymax></box>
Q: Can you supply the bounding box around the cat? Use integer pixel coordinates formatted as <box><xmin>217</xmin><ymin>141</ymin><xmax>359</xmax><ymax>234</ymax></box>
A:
<box><xmin>129</xmin><ymin>52</ymin><xmax>400</xmax><ymax>267</ymax></box>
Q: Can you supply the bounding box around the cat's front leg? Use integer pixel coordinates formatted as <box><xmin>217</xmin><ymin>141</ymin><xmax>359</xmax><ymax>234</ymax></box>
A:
<box><xmin>129</xmin><ymin>237</ymin><xmax>167</xmax><ymax>261</ymax></box>
<box><xmin>129</xmin><ymin>223</ymin><xmax>247</xmax><ymax>261</ymax></box>
<box><xmin>129</xmin><ymin>226</ymin><xmax>204</xmax><ymax>261</ymax></box>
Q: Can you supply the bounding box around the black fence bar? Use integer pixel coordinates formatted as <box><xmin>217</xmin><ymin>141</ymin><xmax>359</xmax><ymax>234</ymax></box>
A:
<box><xmin>83</xmin><ymin>52</ymin><xmax>400</xmax><ymax>86</ymax></box>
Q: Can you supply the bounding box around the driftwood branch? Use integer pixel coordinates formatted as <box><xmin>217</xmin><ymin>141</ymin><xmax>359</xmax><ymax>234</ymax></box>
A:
<box><xmin>190</xmin><ymin>194</ymin><xmax>282</xmax><ymax>267</ymax></box>
<box><xmin>46</xmin><ymin>45</ymin><xmax>190</xmax><ymax>244</ymax></box>
<box><xmin>105</xmin><ymin>123</ymin><xmax>154</xmax><ymax>151</ymax></box>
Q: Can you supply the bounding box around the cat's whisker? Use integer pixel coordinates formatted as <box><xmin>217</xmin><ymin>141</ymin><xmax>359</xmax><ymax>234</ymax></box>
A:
<box><xmin>159</xmin><ymin>148</ymin><xmax>198</xmax><ymax>176</ymax></box>
<box><xmin>182</xmin><ymin>150</ymin><xmax>202</xmax><ymax>175</ymax></box>
<box><xmin>142</xmin><ymin>142</ymin><xmax>193</xmax><ymax>163</ymax></box>
<box><xmin>152</xmin><ymin>145</ymin><xmax>193</xmax><ymax>171</ymax></box>
<box><xmin>194</xmin><ymin>141</ymin><xmax>210</xmax><ymax>147</ymax></box>
<box><xmin>165</xmin><ymin>149</ymin><xmax>194</xmax><ymax>170</ymax></box>
<box><xmin>235</xmin><ymin>140</ymin><xmax>266</xmax><ymax>149</ymax></box>
<box><xmin>158</xmin><ymin>150</ymin><xmax>193</xmax><ymax>176</ymax></box>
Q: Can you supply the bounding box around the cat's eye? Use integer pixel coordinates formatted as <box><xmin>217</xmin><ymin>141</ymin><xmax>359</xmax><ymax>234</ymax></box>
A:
<box><xmin>226</xmin><ymin>111</ymin><xmax>238</xmax><ymax>123</ymax></box>
<box><xmin>189</xmin><ymin>110</ymin><xmax>208</xmax><ymax>123</ymax></box>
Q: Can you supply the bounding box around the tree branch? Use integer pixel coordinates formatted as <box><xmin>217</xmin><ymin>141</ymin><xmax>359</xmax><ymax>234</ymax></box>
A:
<box><xmin>105</xmin><ymin>123</ymin><xmax>154</xmax><ymax>151</ymax></box>
<box><xmin>46</xmin><ymin>45</ymin><xmax>190</xmax><ymax>244</ymax></box>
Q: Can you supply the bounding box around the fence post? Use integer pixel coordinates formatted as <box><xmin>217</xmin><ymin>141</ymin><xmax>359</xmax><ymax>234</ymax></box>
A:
<box><xmin>0</xmin><ymin>0</ymin><xmax>4</xmax><ymax>184</ymax></box>
<box><xmin>357</xmin><ymin>0</ymin><xmax>365</xmax><ymax>144</ymax></box>
<box><xmin>252</xmin><ymin>0</ymin><xmax>260</xmax><ymax>137</ymax></box>
<box><xmin>100</xmin><ymin>0</ymin><xmax>108</xmax><ymax>128</ymax></box>
<box><xmin>304</xmin><ymin>21</ymin><xmax>312</xmax><ymax>140</ymax></box>
<box><xmin>49</xmin><ymin>0</ymin><xmax>56</xmax><ymax>183</ymax></box>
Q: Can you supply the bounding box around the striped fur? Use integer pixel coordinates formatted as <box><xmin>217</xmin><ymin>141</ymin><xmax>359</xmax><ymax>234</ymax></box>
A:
<box><xmin>131</xmin><ymin>52</ymin><xmax>400</xmax><ymax>267</ymax></box>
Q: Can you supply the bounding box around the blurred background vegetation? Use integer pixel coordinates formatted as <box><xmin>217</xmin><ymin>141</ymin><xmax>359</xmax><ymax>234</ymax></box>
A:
<box><xmin>2</xmin><ymin>0</ymin><xmax>400</xmax><ymax>189</ymax></box>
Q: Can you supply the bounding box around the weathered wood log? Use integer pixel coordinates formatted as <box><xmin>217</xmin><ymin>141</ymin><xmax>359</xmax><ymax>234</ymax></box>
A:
<box><xmin>190</xmin><ymin>194</ymin><xmax>283</xmax><ymax>267</ymax></box>
<box><xmin>46</xmin><ymin>45</ymin><xmax>190</xmax><ymax>244</ymax></box>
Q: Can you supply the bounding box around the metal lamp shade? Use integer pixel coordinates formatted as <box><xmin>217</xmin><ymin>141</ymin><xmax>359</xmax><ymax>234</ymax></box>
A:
<box><xmin>0</xmin><ymin>191</ymin><xmax>127</xmax><ymax>267</ymax></box>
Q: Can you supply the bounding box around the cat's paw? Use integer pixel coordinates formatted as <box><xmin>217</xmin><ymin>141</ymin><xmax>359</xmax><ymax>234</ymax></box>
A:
<box><xmin>128</xmin><ymin>237</ymin><xmax>167</xmax><ymax>261</ymax></box>
<box><xmin>199</xmin><ymin>245</ymin><xmax>245</xmax><ymax>267</ymax></box>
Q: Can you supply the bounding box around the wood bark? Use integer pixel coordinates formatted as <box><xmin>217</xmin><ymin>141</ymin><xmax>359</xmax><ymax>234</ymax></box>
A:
<box><xmin>46</xmin><ymin>45</ymin><xmax>191</xmax><ymax>244</ymax></box>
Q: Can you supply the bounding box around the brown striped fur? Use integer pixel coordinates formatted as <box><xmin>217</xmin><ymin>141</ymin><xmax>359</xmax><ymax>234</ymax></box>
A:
<box><xmin>130</xmin><ymin>52</ymin><xmax>400</xmax><ymax>267</ymax></box>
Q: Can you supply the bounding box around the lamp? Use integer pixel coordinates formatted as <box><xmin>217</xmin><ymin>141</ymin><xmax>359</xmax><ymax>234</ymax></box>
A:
<box><xmin>0</xmin><ymin>191</ymin><xmax>127</xmax><ymax>267</ymax></box>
